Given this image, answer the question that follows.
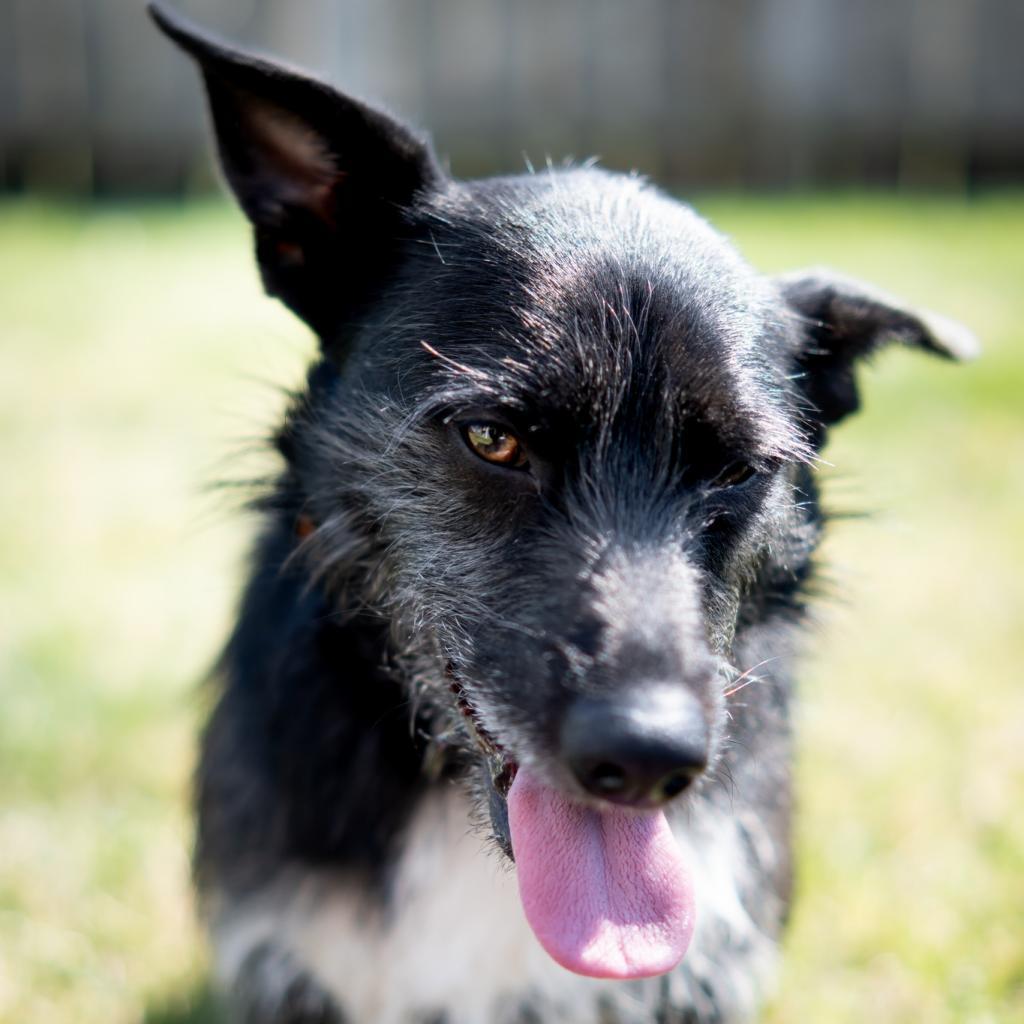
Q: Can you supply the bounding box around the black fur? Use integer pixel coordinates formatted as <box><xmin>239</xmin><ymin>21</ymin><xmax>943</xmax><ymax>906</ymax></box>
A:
<box><xmin>150</xmin><ymin>4</ymin><xmax>976</xmax><ymax>1022</ymax></box>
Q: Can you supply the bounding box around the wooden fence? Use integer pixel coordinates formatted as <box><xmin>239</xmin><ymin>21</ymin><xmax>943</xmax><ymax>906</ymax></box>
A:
<box><xmin>2</xmin><ymin>0</ymin><xmax>1022</xmax><ymax>194</ymax></box>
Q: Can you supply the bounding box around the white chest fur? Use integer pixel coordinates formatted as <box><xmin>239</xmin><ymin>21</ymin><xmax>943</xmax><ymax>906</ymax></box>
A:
<box><xmin>211</xmin><ymin>788</ymin><xmax>775</xmax><ymax>1024</ymax></box>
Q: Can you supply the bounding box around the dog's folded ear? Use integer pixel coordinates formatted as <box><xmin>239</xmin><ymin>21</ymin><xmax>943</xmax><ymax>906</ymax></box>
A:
<box><xmin>149</xmin><ymin>2</ymin><xmax>443</xmax><ymax>342</ymax></box>
<box><xmin>776</xmin><ymin>268</ymin><xmax>979</xmax><ymax>432</ymax></box>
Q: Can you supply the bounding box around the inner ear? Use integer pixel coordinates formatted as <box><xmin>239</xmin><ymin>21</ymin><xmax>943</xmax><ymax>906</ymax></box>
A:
<box><xmin>150</xmin><ymin>2</ymin><xmax>444</xmax><ymax>343</ymax></box>
<box><xmin>219</xmin><ymin>89</ymin><xmax>344</xmax><ymax>228</ymax></box>
<box><xmin>776</xmin><ymin>267</ymin><xmax>978</xmax><ymax>433</ymax></box>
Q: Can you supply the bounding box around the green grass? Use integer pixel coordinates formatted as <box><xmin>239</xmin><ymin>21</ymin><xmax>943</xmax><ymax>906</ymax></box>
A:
<box><xmin>1</xmin><ymin>194</ymin><xmax>1022</xmax><ymax>1023</ymax></box>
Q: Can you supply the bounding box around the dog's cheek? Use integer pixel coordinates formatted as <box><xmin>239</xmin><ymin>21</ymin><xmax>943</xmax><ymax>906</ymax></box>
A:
<box><xmin>695</xmin><ymin>479</ymin><xmax>797</xmax><ymax>652</ymax></box>
<box><xmin>692</xmin><ymin>526</ymin><xmax>760</xmax><ymax>651</ymax></box>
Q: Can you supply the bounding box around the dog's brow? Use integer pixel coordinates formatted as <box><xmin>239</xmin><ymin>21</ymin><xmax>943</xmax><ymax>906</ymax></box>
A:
<box><xmin>419</xmin><ymin>340</ymin><xmax>492</xmax><ymax>380</ymax></box>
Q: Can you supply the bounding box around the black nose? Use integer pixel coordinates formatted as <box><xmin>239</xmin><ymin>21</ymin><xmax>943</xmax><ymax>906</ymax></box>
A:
<box><xmin>560</xmin><ymin>685</ymin><xmax>709</xmax><ymax>807</ymax></box>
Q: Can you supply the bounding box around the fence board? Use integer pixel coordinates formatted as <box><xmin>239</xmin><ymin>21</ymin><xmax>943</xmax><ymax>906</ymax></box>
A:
<box><xmin>1</xmin><ymin>0</ymin><xmax>1020</xmax><ymax>193</ymax></box>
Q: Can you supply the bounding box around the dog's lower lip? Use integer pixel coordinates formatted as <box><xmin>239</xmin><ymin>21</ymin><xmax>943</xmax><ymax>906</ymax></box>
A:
<box><xmin>493</xmin><ymin>759</ymin><xmax>518</xmax><ymax>797</ymax></box>
<box><xmin>444</xmin><ymin>662</ymin><xmax>517</xmax><ymax>793</ymax></box>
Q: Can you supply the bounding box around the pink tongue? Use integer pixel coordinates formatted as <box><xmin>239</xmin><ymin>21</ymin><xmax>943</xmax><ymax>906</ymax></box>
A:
<box><xmin>507</xmin><ymin>767</ymin><xmax>695</xmax><ymax>980</ymax></box>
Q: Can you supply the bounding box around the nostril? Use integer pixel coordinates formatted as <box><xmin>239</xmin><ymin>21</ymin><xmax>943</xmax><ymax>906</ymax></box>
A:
<box><xmin>584</xmin><ymin>761</ymin><xmax>628</xmax><ymax>796</ymax></box>
<box><xmin>659</xmin><ymin>767</ymin><xmax>699</xmax><ymax>800</ymax></box>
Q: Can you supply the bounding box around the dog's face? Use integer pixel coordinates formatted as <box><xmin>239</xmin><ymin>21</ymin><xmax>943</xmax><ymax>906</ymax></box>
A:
<box><xmin>319</xmin><ymin>175</ymin><xmax>810</xmax><ymax>806</ymax></box>
<box><xmin>154</xmin><ymin>1</ymin><xmax>976</xmax><ymax>980</ymax></box>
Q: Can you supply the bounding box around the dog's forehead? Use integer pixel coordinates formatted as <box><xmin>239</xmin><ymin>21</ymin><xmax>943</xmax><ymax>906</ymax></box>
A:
<box><xmin>402</xmin><ymin>170</ymin><xmax>798</xmax><ymax>458</ymax></box>
<box><xmin>420</xmin><ymin>169</ymin><xmax>765</xmax><ymax>327</ymax></box>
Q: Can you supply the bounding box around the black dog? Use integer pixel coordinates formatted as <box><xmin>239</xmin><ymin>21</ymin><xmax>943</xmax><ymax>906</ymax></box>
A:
<box><xmin>151</xmin><ymin>5</ymin><xmax>976</xmax><ymax>1022</ymax></box>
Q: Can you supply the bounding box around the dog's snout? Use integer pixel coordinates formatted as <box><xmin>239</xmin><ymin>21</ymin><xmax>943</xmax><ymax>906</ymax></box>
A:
<box><xmin>559</xmin><ymin>685</ymin><xmax>709</xmax><ymax>807</ymax></box>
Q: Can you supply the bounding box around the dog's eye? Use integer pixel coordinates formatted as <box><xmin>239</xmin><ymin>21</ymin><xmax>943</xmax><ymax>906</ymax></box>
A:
<box><xmin>463</xmin><ymin>423</ymin><xmax>528</xmax><ymax>469</ymax></box>
<box><xmin>713</xmin><ymin>461</ymin><xmax>758</xmax><ymax>489</ymax></box>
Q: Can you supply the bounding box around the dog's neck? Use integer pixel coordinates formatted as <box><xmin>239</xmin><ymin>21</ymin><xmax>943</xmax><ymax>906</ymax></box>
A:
<box><xmin>197</xmin><ymin>511</ymin><xmax>438</xmax><ymax>896</ymax></box>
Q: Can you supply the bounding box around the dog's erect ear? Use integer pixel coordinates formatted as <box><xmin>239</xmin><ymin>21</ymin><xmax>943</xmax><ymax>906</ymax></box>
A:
<box><xmin>149</xmin><ymin>2</ymin><xmax>443</xmax><ymax>341</ymax></box>
<box><xmin>776</xmin><ymin>268</ymin><xmax>979</xmax><ymax>431</ymax></box>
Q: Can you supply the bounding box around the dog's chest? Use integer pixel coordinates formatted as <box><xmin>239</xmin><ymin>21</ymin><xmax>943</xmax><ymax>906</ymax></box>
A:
<box><xmin>357</xmin><ymin>794</ymin><xmax>594</xmax><ymax>1020</ymax></box>
<box><xmin>219</xmin><ymin>790</ymin><xmax>620</xmax><ymax>1024</ymax></box>
<box><xmin>212</xmin><ymin>788</ymin><xmax>773</xmax><ymax>1024</ymax></box>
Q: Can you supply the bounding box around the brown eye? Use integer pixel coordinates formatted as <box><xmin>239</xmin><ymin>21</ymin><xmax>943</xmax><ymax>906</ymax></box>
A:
<box><xmin>714</xmin><ymin>461</ymin><xmax>758</xmax><ymax>489</ymax></box>
<box><xmin>463</xmin><ymin>423</ymin><xmax>528</xmax><ymax>468</ymax></box>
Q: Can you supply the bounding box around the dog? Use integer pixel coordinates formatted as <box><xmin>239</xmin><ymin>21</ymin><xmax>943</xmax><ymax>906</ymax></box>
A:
<box><xmin>150</xmin><ymin>5</ymin><xmax>977</xmax><ymax>1022</ymax></box>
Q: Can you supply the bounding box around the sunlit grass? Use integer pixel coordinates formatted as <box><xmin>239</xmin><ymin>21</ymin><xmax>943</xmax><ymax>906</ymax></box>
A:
<box><xmin>1</xmin><ymin>194</ymin><xmax>1021</xmax><ymax>1023</ymax></box>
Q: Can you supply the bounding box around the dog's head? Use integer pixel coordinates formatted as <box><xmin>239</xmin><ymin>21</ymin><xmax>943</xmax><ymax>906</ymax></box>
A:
<box><xmin>153</xmin><ymin>2</ymin><xmax>976</xmax><ymax>980</ymax></box>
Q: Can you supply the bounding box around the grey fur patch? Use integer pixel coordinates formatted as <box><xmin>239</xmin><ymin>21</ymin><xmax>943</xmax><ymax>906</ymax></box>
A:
<box><xmin>232</xmin><ymin>941</ymin><xmax>345</xmax><ymax>1024</ymax></box>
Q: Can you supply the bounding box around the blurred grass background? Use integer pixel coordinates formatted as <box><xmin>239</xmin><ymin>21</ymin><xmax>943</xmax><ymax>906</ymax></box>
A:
<box><xmin>1</xmin><ymin>193</ymin><xmax>1022</xmax><ymax>1024</ymax></box>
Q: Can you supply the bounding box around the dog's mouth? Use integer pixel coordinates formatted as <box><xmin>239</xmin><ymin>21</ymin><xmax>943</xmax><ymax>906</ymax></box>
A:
<box><xmin>445</xmin><ymin>663</ymin><xmax>696</xmax><ymax>981</ymax></box>
<box><xmin>447</xmin><ymin>669</ymin><xmax>519</xmax><ymax>795</ymax></box>
<box><xmin>446</xmin><ymin>669</ymin><xmax>519</xmax><ymax>859</ymax></box>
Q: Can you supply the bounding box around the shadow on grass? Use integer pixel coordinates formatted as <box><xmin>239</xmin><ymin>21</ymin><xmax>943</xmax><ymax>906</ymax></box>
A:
<box><xmin>142</xmin><ymin>981</ymin><xmax>227</xmax><ymax>1024</ymax></box>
